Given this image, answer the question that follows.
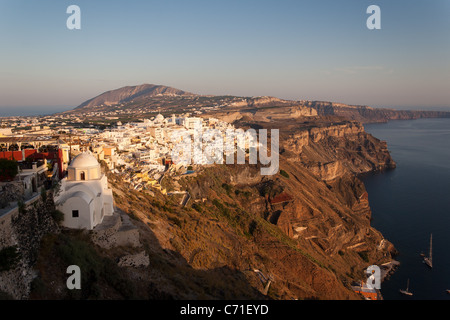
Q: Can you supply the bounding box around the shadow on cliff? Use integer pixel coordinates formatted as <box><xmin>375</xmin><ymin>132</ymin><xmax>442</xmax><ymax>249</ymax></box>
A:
<box><xmin>26</xmin><ymin>213</ymin><xmax>268</xmax><ymax>300</ymax></box>
<box><xmin>132</xmin><ymin>218</ymin><xmax>269</xmax><ymax>300</ymax></box>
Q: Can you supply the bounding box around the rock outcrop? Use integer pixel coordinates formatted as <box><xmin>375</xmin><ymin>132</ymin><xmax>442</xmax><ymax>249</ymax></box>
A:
<box><xmin>282</xmin><ymin>121</ymin><xmax>396</xmax><ymax>180</ymax></box>
<box><xmin>117</xmin><ymin>251</ymin><xmax>150</xmax><ymax>268</ymax></box>
<box><xmin>0</xmin><ymin>195</ymin><xmax>59</xmax><ymax>299</ymax></box>
<box><xmin>229</xmin><ymin>96</ymin><xmax>292</xmax><ymax>108</ymax></box>
<box><xmin>91</xmin><ymin>210</ymin><xmax>141</xmax><ymax>249</ymax></box>
<box><xmin>303</xmin><ymin>101</ymin><xmax>450</xmax><ymax>123</ymax></box>
<box><xmin>0</xmin><ymin>182</ymin><xmax>24</xmax><ymax>209</ymax></box>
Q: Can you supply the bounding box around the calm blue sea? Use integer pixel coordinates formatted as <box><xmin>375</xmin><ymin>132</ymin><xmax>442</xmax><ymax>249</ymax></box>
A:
<box><xmin>363</xmin><ymin>118</ymin><xmax>450</xmax><ymax>300</ymax></box>
<box><xmin>0</xmin><ymin>106</ymin><xmax>71</xmax><ymax>117</ymax></box>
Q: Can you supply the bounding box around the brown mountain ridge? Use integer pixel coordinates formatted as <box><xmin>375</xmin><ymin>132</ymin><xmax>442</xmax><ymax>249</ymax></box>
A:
<box><xmin>72</xmin><ymin>84</ymin><xmax>450</xmax><ymax>124</ymax></box>
<box><xmin>76</xmin><ymin>84</ymin><xmax>197</xmax><ymax>110</ymax></box>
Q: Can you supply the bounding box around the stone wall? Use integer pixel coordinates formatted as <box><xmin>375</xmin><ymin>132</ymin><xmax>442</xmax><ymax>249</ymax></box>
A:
<box><xmin>0</xmin><ymin>181</ymin><xmax>25</xmax><ymax>209</ymax></box>
<box><xmin>91</xmin><ymin>211</ymin><xmax>141</xmax><ymax>250</ymax></box>
<box><xmin>0</xmin><ymin>194</ymin><xmax>59</xmax><ymax>299</ymax></box>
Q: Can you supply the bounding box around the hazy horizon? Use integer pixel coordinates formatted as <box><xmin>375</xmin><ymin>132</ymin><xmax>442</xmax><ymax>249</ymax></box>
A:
<box><xmin>1</xmin><ymin>0</ymin><xmax>449</xmax><ymax>112</ymax></box>
<box><xmin>2</xmin><ymin>99</ymin><xmax>450</xmax><ymax>118</ymax></box>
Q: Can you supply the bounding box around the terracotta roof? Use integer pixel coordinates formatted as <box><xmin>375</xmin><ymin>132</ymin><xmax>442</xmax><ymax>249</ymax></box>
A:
<box><xmin>0</xmin><ymin>137</ymin><xmax>58</xmax><ymax>144</ymax></box>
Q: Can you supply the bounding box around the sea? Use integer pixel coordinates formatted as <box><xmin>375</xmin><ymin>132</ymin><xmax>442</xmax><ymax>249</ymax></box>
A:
<box><xmin>0</xmin><ymin>106</ymin><xmax>71</xmax><ymax>117</ymax></box>
<box><xmin>363</xmin><ymin>118</ymin><xmax>450</xmax><ymax>300</ymax></box>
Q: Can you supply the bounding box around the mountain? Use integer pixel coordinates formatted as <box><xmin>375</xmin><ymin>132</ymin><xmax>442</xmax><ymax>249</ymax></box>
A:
<box><xmin>76</xmin><ymin>84</ymin><xmax>196</xmax><ymax>110</ymax></box>
<box><xmin>71</xmin><ymin>84</ymin><xmax>450</xmax><ymax>124</ymax></box>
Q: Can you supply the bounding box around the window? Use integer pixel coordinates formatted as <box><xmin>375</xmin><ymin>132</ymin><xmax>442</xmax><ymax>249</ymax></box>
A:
<box><xmin>80</xmin><ymin>172</ymin><xmax>86</xmax><ymax>180</ymax></box>
<box><xmin>72</xmin><ymin>210</ymin><xmax>79</xmax><ymax>218</ymax></box>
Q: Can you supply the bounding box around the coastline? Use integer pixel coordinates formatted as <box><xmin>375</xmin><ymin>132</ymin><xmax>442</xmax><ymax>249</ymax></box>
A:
<box><xmin>380</xmin><ymin>260</ymin><xmax>400</xmax><ymax>283</ymax></box>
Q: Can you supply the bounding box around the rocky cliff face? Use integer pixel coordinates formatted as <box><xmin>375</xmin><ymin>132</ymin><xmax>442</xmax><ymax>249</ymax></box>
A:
<box><xmin>0</xmin><ymin>182</ymin><xmax>24</xmax><ymax>209</ymax></box>
<box><xmin>174</xmin><ymin>158</ymin><xmax>395</xmax><ymax>299</ymax></box>
<box><xmin>229</xmin><ymin>96</ymin><xmax>293</xmax><ymax>108</ymax></box>
<box><xmin>109</xmin><ymin>166</ymin><xmax>364</xmax><ymax>300</ymax></box>
<box><xmin>207</xmin><ymin>104</ymin><xmax>318</xmax><ymax>124</ymax></box>
<box><xmin>0</xmin><ymin>119</ymin><xmax>397</xmax><ymax>300</ymax></box>
<box><xmin>282</xmin><ymin>121</ymin><xmax>396</xmax><ymax>180</ymax></box>
<box><xmin>0</xmin><ymin>195</ymin><xmax>59</xmax><ymax>299</ymax></box>
<box><xmin>303</xmin><ymin>101</ymin><xmax>450</xmax><ymax>123</ymax></box>
<box><xmin>104</xmin><ymin>118</ymin><xmax>396</xmax><ymax>300</ymax></box>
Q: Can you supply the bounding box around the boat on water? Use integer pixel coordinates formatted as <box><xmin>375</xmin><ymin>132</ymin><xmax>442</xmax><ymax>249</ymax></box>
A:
<box><xmin>399</xmin><ymin>279</ymin><xmax>413</xmax><ymax>296</ymax></box>
<box><xmin>423</xmin><ymin>234</ymin><xmax>433</xmax><ymax>268</ymax></box>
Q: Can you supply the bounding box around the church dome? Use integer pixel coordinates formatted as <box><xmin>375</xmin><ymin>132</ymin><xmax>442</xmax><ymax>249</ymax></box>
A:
<box><xmin>70</xmin><ymin>152</ymin><xmax>99</xmax><ymax>168</ymax></box>
<box><xmin>155</xmin><ymin>114</ymin><xmax>164</xmax><ymax>122</ymax></box>
<box><xmin>67</xmin><ymin>152</ymin><xmax>101</xmax><ymax>181</ymax></box>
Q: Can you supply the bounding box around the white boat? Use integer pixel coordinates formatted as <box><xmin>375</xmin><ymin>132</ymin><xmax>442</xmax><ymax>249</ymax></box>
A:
<box><xmin>423</xmin><ymin>234</ymin><xmax>433</xmax><ymax>268</ymax></box>
<box><xmin>399</xmin><ymin>279</ymin><xmax>413</xmax><ymax>296</ymax></box>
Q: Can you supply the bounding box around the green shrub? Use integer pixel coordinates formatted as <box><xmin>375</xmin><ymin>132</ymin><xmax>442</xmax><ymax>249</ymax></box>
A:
<box><xmin>40</xmin><ymin>187</ymin><xmax>47</xmax><ymax>202</ymax></box>
<box><xmin>358</xmin><ymin>251</ymin><xmax>369</xmax><ymax>262</ymax></box>
<box><xmin>162</xmin><ymin>205</ymin><xmax>174</xmax><ymax>213</ymax></box>
<box><xmin>167</xmin><ymin>215</ymin><xmax>182</xmax><ymax>228</ymax></box>
<box><xmin>280</xmin><ymin>170</ymin><xmax>290</xmax><ymax>178</ymax></box>
<box><xmin>30</xmin><ymin>277</ymin><xmax>46</xmax><ymax>296</ymax></box>
<box><xmin>212</xmin><ymin>199</ymin><xmax>226</xmax><ymax>214</ymax></box>
<box><xmin>0</xmin><ymin>159</ymin><xmax>18</xmax><ymax>181</ymax></box>
<box><xmin>17</xmin><ymin>200</ymin><xmax>26</xmax><ymax>214</ymax></box>
<box><xmin>0</xmin><ymin>290</ymin><xmax>13</xmax><ymax>300</ymax></box>
<box><xmin>192</xmin><ymin>203</ymin><xmax>202</xmax><ymax>212</ymax></box>
<box><xmin>0</xmin><ymin>246</ymin><xmax>20</xmax><ymax>271</ymax></box>
<box><xmin>56</xmin><ymin>234</ymin><xmax>108</xmax><ymax>299</ymax></box>
<box><xmin>242</xmin><ymin>191</ymin><xmax>252</xmax><ymax>199</ymax></box>
<box><xmin>248</xmin><ymin>220</ymin><xmax>258</xmax><ymax>236</ymax></box>
<box><xmin>221</xmin><ymin>183</ymin><xmax>232</xmax><ymax>194</ymax></box>
<box><xmin>51</xmin><ymin>210</ymin><xmax>64</xmax><ymax>224</ymax></box>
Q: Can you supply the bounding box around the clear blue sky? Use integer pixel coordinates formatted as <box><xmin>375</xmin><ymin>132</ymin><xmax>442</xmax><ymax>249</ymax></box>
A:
<box><xmin>0</xmin><ymin>0</ymin><xmax>449</xmax><ymax>113</ymax></box>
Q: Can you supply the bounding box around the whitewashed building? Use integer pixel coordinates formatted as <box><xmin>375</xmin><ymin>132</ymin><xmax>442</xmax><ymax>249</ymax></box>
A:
<box><xmin>55</xmin><ymin>152</ymin><xmax>114</xmax><ymax>230</ymax></box>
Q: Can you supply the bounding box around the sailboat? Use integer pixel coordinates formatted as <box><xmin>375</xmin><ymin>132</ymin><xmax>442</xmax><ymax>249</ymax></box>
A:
<box><xmin>399</xmin><ymin>279</ymin><xmax>413</xmax><ymax>296</ymax></box>
<box><xmin>423</xmin><ymin>234</ymin><xmax>433</xmax><ymax>268</ymax></box>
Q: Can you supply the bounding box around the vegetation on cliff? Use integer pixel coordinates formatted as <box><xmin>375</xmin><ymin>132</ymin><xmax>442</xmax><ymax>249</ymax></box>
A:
<box><xmin>0</xmin><ymin>92</ymin><xmax>405</xmax><ymax>300</ymax></box>
<box><xmin>0</xmin><ymin>159</ymin><xmax>18</xmax><ymax>181</ymax></box>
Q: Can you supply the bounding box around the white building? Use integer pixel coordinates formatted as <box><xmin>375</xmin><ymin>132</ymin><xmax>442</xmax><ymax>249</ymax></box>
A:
<box><xmin>55</xmin><ymin>152</ymin><xmax>114</xmax><ymax>230</ymax></box>
<box><xmin>17</xmin><ymin>159</ymin><xmax>48</xmax><ymax>198</ymax></box>
<box><xmin>0</xmin><ymin>128</ymin><xmax>12</xmax><ymax>136</ymax></box>
<box><xmin>154</xmin><ymin>114</ymin><xmax>164</xmax><ymax>124</ymax></box>
<box><xmin>184</xmin><ymin>117</ymin><xmax>203</xmax><ymax>130</ymax></box>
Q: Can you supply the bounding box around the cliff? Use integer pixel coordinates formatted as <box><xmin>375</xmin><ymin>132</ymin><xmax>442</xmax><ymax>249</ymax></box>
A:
<box><xmin>94</xmin><ymin>118</ymin><xmax>397</xmax><ymax>300</ymax></box>
<box><xmin>281</xmin><ymin>121</ymin><xmax>396</xmax><ymax>180</ymax></box>
<box><xmin>0</xmin><ymin>119</ymin><xmax>398</xmax><ymax>300</ymax></box>
<box><xmin>0</xmin><ymin>194</ymin><xmax>60</xmax><ymax>299</ymax></box>
<box><xmin>228</xmin><ymin>96</ymin><xmax>294</xmax><ymax>108</ymax></box>
<box><xmin>303</xmin><ymin>101</ymin><xmax>450</xmax><ymax>123</ymax></box>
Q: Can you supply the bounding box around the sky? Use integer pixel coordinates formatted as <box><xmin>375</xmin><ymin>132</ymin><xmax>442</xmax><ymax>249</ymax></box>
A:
<box><xmin>0</xmin><ymin>0</ymin><xmax>449</xmax><ymax>115</ymax></box>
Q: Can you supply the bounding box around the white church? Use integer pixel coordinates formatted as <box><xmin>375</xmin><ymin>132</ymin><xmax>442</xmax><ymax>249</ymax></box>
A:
<box><xmin>55</xmin><ymin>152</ymin><xmax>114</xmax><ymax>230</ymax></box>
